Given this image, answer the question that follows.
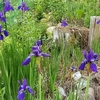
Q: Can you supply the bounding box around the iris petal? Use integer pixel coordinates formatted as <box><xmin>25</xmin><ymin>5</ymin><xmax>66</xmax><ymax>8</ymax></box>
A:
<box><xmin>10</xmin><ymin>6</ymin><xmax>14</xmax><ymax>11</ymax></box>
<box><xmin>0</xmin><ymin>25</ymin><xmax>2</xmax><ymax>30</ymax></box>
<box><xmin>83</xmin><ymin>50</ymin><xmax>87</xmax><ymax>59</ymax></box>
<box><xmin>1</xmin><ymin>17</ymin><xmax>6</xmax><ymax>22</ymax></box>
<box><xmin>18</xmin><ymin>85</ymin><xmax>22</xmax><ymax>91</ymax></box>
<box><xmin>0</xmin><ymin>12</ymin><xmax>3</xmax><ymax>16</ymax></box>
<box><xmin>96</xmin><ymin>19</ymin><xmax>100</xmax><ymax>24</ymax></box>
<box><xmin>22</xmin><ymin>2</ymin><xmax>26</xmax><ymax>6</ymax></box>
<box><xmin>29</xmin><ymin>53</ymin><xmax>35</xmax><ymax>57</ymax></box>
<box><xmin>61</xmin><ymin>20</ymin><xmax>68</xmax><ymax>27</ymax></box>
<box><xmin>93</xmin><ymin>53</ymin><xmax>99</xmax><ymax>60</ymax></box>
<box><xmin>4</xmin><ymin>30</ymin><xmax>8</xmax><ymax>36</ymax></box>
<box><xmin>0</xmin><ymin>34</ymin><xmax>3</xmax><ymax>40</ymax></box>
<box><xmin>90</xmin><ymin>58</ymin><xmax>95</xmax><ymax>62</ymax></box>
<box><xmin>22</xmin><ymin>57</ymin><xmax>31</xmax><ymax>66</ymax></box>
<box><xmin>34</xmin><ymin>40</ymin><xmax>42</xmax><ymax>46</ymax></box>
<box><xmin>90</xmin><ymin>63</ymin><xmax>97</xmax><ymax>72</ymax></box>
<box><xmin>32</xmin><ymin>46</ymin><xmax>40</xmax><ymax>52</ymax></box>
<box><xmin>26</xmin><ymin>86</ymin><xmax>34</xmax><ymax>95</ymax></box>
<box><xmin>87</xmin><ymin>49</ymin><xmax>93</xmax><ymax>61</ymax></box>
<box><xmin>22</xmin><ymin>79</ymin><xmax>27</xmax><ymax>89</ymax></box>
<box><xmin>79</xmin><ymin>61</ymin><xmax>86</xmax><ymax>70</ymax></box>
<box><xmin>40</xmin><ymin>52</ymin><xmax>50</xmax><ymax>57</ymax></box>
<box><xmin>18</xmin><ymin>6</ymin><xmax>21</xmax><ymax>10</ymax></box>
<box><xmin>17</xmin><ymin>91</ymin><xmax>25</xmax><ymax>100</ymax></box>
<box><xmin>23</xmin><ymin>6</ymin><xmax>29</xmax><ymax>12</ymax></box>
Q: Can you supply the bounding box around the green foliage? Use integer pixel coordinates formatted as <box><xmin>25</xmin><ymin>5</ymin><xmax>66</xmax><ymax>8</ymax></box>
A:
<box><xmin>36</xmin><ymin>0</ymin><xmax>100</xmax><ymax>27</ymax></box>
<box><xmin>68</xmin><ymin>91</ymin><xmax>74</xmax><ymax>100</ymax></box>
<box><xmin>0</xmin><ymin>1</ymin><xmax>3</xmax><ymax>11</ymax></box>
<box><xmin>0</xmin><ymin>87</ymin><xmax>5</xmax><ymax>99</ymax></box>
<box><xmin>35</xmin><ymin>5</ymin><xmax>44</xmax><ymax>21</ymax></box>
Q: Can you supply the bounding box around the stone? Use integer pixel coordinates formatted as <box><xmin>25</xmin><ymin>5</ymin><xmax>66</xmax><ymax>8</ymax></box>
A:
<box><xmin>46</xmin><ymin>26</ymin><xmax>56</xmax><ymax>34</ymax></box>
<box><xmin>58</xmin><ymin>86</ymin><xmax>67</xmax><ymax>97</ymax></box>
<box><xmin>88</xmin><ymin>87</ymin><xmax>95</xmax><ymax>100</ymax></box>
<box><xmin>46</xmin><ymin>26</ymin><xmax>56</xmax><ymax>38</ymax></box>
<box><xmin>95</xmin><ymin>72</ymin><xmax>100</xmax><ymax>83</ymax></box>
<box><xmin>97</xmin><ymin>86</ymin><xmax>100</xmax><ymax>100</ymax></box>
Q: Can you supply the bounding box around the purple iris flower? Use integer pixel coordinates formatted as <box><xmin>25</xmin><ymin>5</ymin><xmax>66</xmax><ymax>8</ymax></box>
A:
<box><xmin>79</xmin><ymin>50</ymin><xmax>99</xmax><ymax>72</ymax></box>
<box><xmin>18</xmin><ymin>2</ymin><xmax>29</xmax><ymax>12</ymax></box>
<box><xmin>4</xmin><ymin>0</ymin><xmax>14</xmax><ymax>12</ymax></box>
<box><xmin>17</xmin><ymin>79</ymin><xmax>34</xmax><ymax>100</ymax></box>
<box><xmin>0</xmin><ymin>12</ymin><xmax>6</xmax><ymax>22</ymax></box>
<box><xmin>22</xmin><ymin>40</ymin><xmax>50</xmax><ymax>66</ymax></box>
<box><xmin>96</xmin><ymin>19</ymin><xmax>100</xmax><ymax>24</ymax></box>
<box><xmin>61</xmin><ymin>20</ymin><xmax>68</xmax><ymax>27</ymax></box>
<box><xmin>0</xmin><ymin>25</ymin><xmax>8</xmax><ymax>40</ymax></box>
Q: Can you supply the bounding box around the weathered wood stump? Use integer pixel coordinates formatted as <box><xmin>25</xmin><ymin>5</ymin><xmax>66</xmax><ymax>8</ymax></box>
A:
<box><xmin>51</xmin><ymin>16</ymin><xmax>100</xmax><ymax>50</ymax></box>
<box><xmin>89</xmin><ymin>16</ymin><xmax>100</xmax><ymax>48</ymax></box>
<box><xmin>53</xmin><ymin>26</ymin><xmax>89</xmax><ymax>50</ymax></box>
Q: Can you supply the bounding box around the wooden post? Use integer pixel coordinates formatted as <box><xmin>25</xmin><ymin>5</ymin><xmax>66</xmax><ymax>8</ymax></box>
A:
<box><xmin>88</xmin><ymin>16</ymin><xmax>100</xmax><ymax>49</ymax></box>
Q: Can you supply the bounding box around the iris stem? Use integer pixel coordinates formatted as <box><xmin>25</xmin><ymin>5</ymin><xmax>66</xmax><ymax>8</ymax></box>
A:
<box><xmin>86</xmin><ymin>63</ymin><xmax>92</xmax><ymax>75</ymax></box>
<box><xmin>36</xmin><ymin>57</ymin><xmax>42</xmax><ymax>100</ymax></box>
<box><xmin>84</xmin><ymin>74</ymin><xmax>90</xmax><ymax>100</ymax></box>
<box><xmin>30</xmin><ymin>62</ymin><xmax>32</xmax><ymax>99</ymax></box>
<box><xmin>39</xmin><ymin>73</ymin><xmax>42</xmax><ymax>100</ymax></box>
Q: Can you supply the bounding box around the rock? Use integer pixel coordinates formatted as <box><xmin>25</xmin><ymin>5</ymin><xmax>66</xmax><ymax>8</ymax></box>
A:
<box><xmin>58</xmin><ymin>86</ymin><xmax>67</xmax><ymax>97</ymax></box>
<box><xmin>88</xmin><ymin>87</ymin><xmax>95</xmax><ymax>100</ymax></box>
<box><xmin>97</xmin><ymin>86</ymin><xmax>100</xmax><ymax>100</ymax></box>
<box><xmin>90</xmin><ymin>72</ymin><xmax>100</xmax><ymax>100</ymax></box>
<box><xmin>46</xmin><ymin>26</ymin><xmax>56</xmax><ymax>34</ymax></box>
<box><xmin>78</xmin><ymin>91</ymin><xmax>84</xmax><ymax>100</ymax></box>
<box><xmin>72</xmin><ymin>71</ymin><xmax>81</xmax><ymax>81</ymax></box>
<box><xmin>95</xmin><ymin>72</ymin><xmax>100</xmax><ymax>83</ymax></box>
<box><xmin>46</xmin><ymin>26</ymin><xmax>56</xmax><ymax>38</ymax></box>
<box><xmin>79</xmin><ymin>86</ymin><xmax>95</xmax><ymax>100</ymax></box>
